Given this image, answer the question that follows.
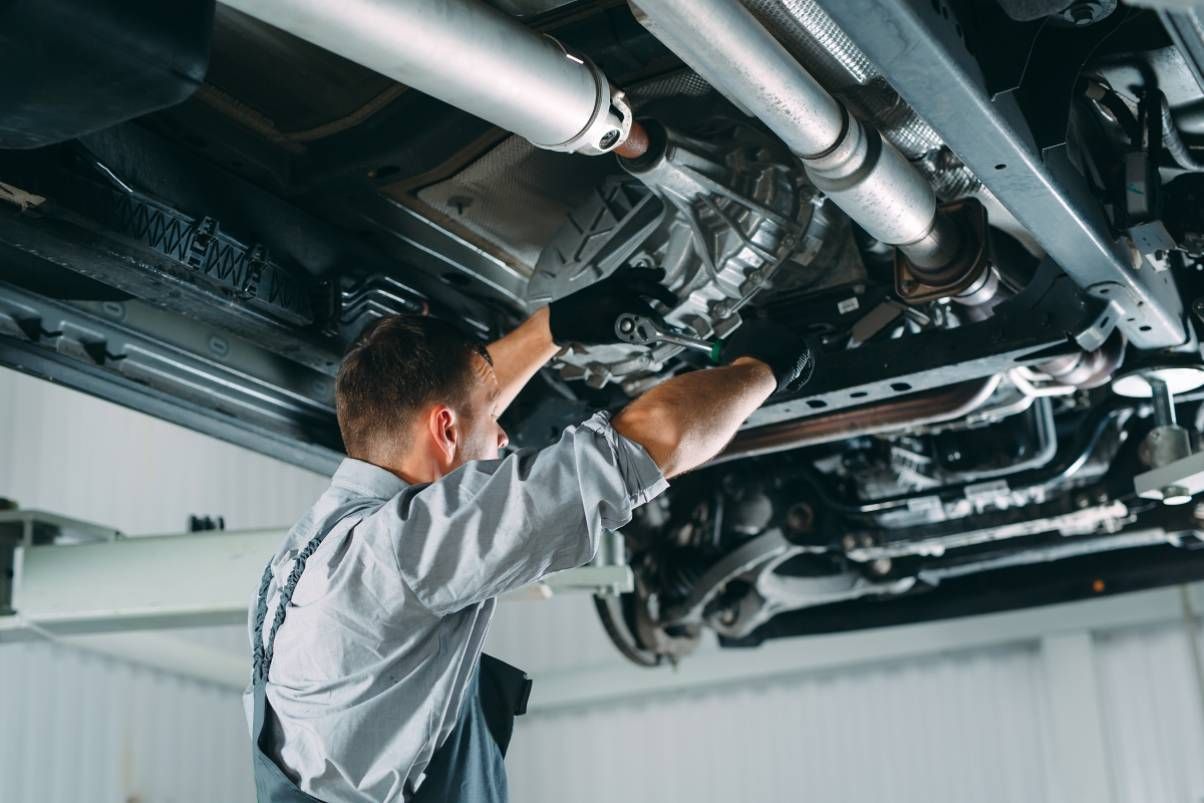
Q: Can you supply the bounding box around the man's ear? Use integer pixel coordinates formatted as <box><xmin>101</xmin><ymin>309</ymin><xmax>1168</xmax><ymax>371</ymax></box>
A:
<box><xmin>426</xmin><ymin>404</ymin><xmax>458</xmax><ymax>469</ymax></box>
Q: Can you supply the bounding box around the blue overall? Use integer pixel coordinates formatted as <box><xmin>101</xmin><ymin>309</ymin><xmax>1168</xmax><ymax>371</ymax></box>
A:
<box><xmin>249</xmin><ymin>521</ymin><xmax>531</xmax><ymax>803</ymax></box>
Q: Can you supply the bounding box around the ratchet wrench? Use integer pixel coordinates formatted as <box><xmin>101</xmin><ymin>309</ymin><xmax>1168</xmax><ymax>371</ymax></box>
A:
<box><xmin>614</xmin><ymin>313</ymin><xmax>723</xmax><ymax>363</ymax></box>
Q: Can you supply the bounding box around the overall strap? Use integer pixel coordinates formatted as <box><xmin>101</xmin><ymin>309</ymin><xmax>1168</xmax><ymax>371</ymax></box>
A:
<box><xmin>251</xmin><ymin>501</ymin><xmax>376</xmax><ymax>685</ymax></box>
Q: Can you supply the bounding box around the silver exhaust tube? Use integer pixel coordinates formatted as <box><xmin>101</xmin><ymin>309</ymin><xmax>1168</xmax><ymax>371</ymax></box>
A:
<box><xmin>219</xmin><ymin>0</ymin><xmax>634</xmax><ymax>157</ymax></box>
<box><xmin>630</xmin><ymin>0</ymin><xmax>962</xmax><ymax>270</ymax></box>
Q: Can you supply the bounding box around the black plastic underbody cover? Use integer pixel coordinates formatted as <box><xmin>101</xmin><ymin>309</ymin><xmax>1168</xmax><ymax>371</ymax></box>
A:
<box><xmin>0</xmin><ymin>0</ymin><xmax>214</xmax><ymax>148</ymax></box>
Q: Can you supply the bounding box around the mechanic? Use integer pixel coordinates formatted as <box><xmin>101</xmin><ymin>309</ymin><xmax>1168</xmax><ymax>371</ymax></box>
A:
<box><xmin>245</xmin><ymin>267</ymin><xmax>815</xmax><ymax>803</ymax></box>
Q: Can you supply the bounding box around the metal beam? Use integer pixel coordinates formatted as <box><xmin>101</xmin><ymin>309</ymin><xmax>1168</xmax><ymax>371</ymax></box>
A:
<box><xmin>1161</xmin><ymin>8</ymin><xmax>1204</xmax><ymax>95</ymax></box>
<box><xmin>2</xmin><ymin>527</ymin><xmax>632</xmax><ymax>636</ymax></box>
<box><xmin>814</xmin><ymin>0</ymin><xmax>1186</xmax><ymax>351</ymax></box>
<box><xmin>748</xmin><ymin>264</ymin><xmax>1103</xmax><ymax>428</ymax></box>
<box><xmin>0</xmin><ymin>282</ymin><xmax>344</xmax><ymax>475</ymax></box>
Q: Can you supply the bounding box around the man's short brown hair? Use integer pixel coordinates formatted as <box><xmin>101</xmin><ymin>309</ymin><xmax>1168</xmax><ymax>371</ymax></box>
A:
<box><xmin>335</xmin><ymin>315</ymin><xmax>490</xmax><ymax>458</ymax></box>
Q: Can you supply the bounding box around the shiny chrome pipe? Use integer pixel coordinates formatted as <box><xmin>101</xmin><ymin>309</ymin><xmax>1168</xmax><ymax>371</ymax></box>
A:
<box><xmin>220</xmin><ymin>0</ymin><xmax>633</xmax><ymax>156</ymax></box>
<box><xmin>630</xmin><ymin>0</ymin><xmax>961</xmax><ymax>266</ymax></box>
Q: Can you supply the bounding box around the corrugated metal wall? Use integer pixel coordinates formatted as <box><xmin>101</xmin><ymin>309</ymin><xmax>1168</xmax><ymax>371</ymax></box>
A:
<box><xmin>498</xmin><ymin>621</ymin><xmax>1204</xmax><ymax>803</ymax></box>
<box><xmin>0</xmin><ymin>638</ymin><xmax>252</xmax><ymax>803</ymax></box>
<box><xmin>507</xmin><ymin>645</ymin><xmax>1054</xmax><ymax>803</ymax></box>
<box><xmin>3</xmin><ymin>367</ymin><xmax>1204</xmax><ymax>803</ymax></box>
<box><xmin>0</xmin><ymin>367</ymin><xmax>328</xmax><ymax>535</ymax></box>
<box><xmin>1096</xmin><ymin>622</ymin><xmax>1204</xmax><ymax>802</ymax></box>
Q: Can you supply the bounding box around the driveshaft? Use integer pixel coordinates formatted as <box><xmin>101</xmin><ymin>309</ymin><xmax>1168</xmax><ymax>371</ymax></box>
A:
<box><xmin>219</xmin><ymin>0</ymin><xmax>640</xmax><ymax>157</ymax></box>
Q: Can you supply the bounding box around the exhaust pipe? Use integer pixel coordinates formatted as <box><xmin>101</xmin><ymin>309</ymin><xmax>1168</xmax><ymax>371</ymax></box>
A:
<box><xmin>219</xmin><ymin>0</ymin><xmax>638</xmax><ymax>157</ymax></box>
<box><xmin>629</xmin><ymin>0</ymin><xmax>963</xmax><ymax>272</ymax></box>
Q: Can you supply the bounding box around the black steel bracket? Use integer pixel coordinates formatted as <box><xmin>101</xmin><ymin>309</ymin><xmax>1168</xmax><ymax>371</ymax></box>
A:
<box><xmin>747</xmin><ymin>261</ymin><xmax>1110</xmax><ymax>428</ymax></box>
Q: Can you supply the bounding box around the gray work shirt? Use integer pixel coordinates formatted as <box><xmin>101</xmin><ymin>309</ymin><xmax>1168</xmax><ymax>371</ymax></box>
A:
<box><xmin>243</xmin><ymin>412</ymin><xmax>667</xmax><ymax>802</ymax></box>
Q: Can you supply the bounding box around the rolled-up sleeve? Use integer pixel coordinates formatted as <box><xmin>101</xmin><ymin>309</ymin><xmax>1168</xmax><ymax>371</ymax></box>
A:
<box><xmin>377</xmin><ymin>412</ymin><xmax>668</xmax><ymax>615</ymax></box>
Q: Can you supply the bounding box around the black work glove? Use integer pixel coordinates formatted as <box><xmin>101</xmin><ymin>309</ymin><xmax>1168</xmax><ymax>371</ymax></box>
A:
<box><xmin>721</xmin><ymin>319</ymin><xmax>817</xmax><ymax>394</ymax></box>
<box><xmin>548</xmin><ymin>266</ymin><xmax>677</xmax><ymax>347</ymax></box>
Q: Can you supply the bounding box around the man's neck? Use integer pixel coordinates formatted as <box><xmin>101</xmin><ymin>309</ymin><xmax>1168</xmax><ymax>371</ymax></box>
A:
<box><xmin>363</xmin><ymin>450</ymin><xmax>441</xmax><ymax>486</ymax></box>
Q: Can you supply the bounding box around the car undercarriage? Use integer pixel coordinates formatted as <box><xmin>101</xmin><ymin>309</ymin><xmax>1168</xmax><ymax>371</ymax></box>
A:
<box><xmin>5</xmin><ymin>0</ymin><xmax>1204</xmax><ymax>666</ymax></box>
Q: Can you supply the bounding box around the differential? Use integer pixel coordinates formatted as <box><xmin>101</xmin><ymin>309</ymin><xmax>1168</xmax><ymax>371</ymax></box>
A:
<box><xmin>527</xmin><ymin>120</ymin><xmax>833</xmax><ymax>393</ymax></box>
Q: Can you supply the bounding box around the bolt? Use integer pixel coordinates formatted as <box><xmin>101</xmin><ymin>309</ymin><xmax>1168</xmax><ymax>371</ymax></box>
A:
<box><xmin>900</xmin><ymin>278</ymin><xmax>918</xmax><ymax>295</ymax></box>
<box><xmin>785</xmin><ymin>502</ymin><xmax>815</xmax><ymax>534</ymax></box>
<box><xmin>869</xmin><ymin>558</ymin><xmax>893</xmax><ymax>576</ymax></box>
<box><xmin>618</xmin><ymin>317</ymin><xmax>634</xmax><ymax>334</ymax></box>
<box><xmin>1160</xmin><ymin>485</ymin><xmax>1193</xmax><ymax>506</ymax></box>
<box><xmin>1192</xmin><ymin>298</ymin><xmax>1204</xmax><ymax>322</ymax></box>
<box><xmin>1062</xmin><ymin>0</ymin><xmax>1100</xmax><ymax>25</ymax></box>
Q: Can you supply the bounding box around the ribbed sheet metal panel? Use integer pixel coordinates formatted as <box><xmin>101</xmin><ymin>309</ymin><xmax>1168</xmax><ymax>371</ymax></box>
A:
<box><xmin>1095</xmin><ymin>621</ymin><xmax>1204</xmax><ymax>803</ymax></box>
<box><xmin>0</xmin><ymin>367</ymin><xmax>328</xmax><ymax>535</ymax></box>
<box><xmin>0</xmin><ymin>638</ymin><xmax>253</xmax><ymax>803</ymax></box>
<box><xmin>507</xmin><ymin>644</ymin><xmax>1052</xmax><ymax>803</ymax></box>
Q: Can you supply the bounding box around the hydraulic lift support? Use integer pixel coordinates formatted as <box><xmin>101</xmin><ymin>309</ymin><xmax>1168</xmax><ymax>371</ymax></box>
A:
<box><xmin>0</xmin><ymin>510</ymin><xmax>632</xmax><ymax>637</ymax></box>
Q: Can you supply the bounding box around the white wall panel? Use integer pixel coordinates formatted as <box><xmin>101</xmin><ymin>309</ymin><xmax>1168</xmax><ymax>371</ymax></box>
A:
<box><xmin>0</xmin><ymin>638</ymin><xmax>253</xmax><ymax>803</ymax></box>
<box><xmin>485</xmin><ymin>595</ymin><xmax>666</xmax><ymax>676</ymax></box>
<box><xmin>1095</xmin><ymin>621</ymin><xmax>1204</xmax><ymax>803</ymax></box>
<box><xmin>507</xmin><ymin>645</ymin><xmax>1053</xmax><ymax>803</ymax></box>
<box><xmin>0</xmin><ymin>368</ymin><xmax>328</xmax><ymax>535</ymax></box>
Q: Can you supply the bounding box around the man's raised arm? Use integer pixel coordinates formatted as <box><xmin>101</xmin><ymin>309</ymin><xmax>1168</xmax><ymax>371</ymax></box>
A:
<box><xmin>613</xmin><ymin>321</ymin><xmax>814</xmax><ymax>478</ymax></box>
<box><xmin>486</xmin><ymin>267</ymin><xmax>677</xmax><ymax>414</ymax></box>
<box><xmin>486</xmin><ymin>307</ymin><xmax>559</xmax><ymax>414</ymax></box>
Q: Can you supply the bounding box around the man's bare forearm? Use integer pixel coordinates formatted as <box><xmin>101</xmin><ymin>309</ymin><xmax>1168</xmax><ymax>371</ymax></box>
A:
<box><xmin>486</xmin><ymin>308</ymin><xmax>560</xmax><ymax>413</ymax></box>
<box><xmin>613</xmin><ymin>357</ymin><xmax>775</xmax><ymax>478</ymax></box>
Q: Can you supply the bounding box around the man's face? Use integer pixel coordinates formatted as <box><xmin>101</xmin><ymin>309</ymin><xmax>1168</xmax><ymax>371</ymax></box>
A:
<box><xmin>451</xmin><ymin>353</ymin><xmax>508</xmax><ymax>467</ymax></box>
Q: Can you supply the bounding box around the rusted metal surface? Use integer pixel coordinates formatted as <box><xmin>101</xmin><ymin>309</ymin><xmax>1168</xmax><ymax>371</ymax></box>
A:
<box><xmin>712</xmin><ymin>376</ymin><xmax>1000</xmax><ymax>464</ymax></box>
<box><xmin>614</xmin><ymin>119</ymin><xmax>650</xmax><ymax>159</ymax></box>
